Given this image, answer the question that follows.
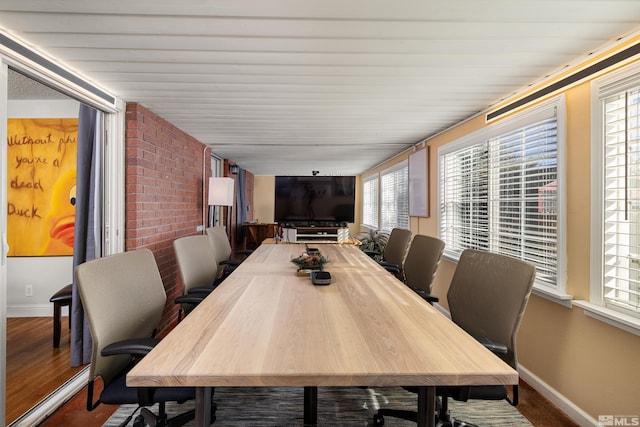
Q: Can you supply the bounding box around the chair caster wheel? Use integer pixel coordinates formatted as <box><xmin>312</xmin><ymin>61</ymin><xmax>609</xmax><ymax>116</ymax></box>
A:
<box><xmin>132</xmin><ymin>414</ymin><xmax>146</xmax><ymax>427</ymax></box>
<box><xmin>373</xmin><ymin>413</ymin><xmax>385</xmax><ymax>426</ymax></box>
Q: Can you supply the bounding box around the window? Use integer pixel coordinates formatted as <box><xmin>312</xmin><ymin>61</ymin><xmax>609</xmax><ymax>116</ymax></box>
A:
<box><xmin>362</xmin><ymin>162</ymin><xmax>409</xmax><ymax>231</ymax></box>
<box><xmin>362</xmin><ymin>175</ymin><xmax>379</xmax><ymax>228</ymax></box>
<box><xmin>439</xmin><ymin>96</ymin><xmax>565</xmax><ymax>293</ymax></box>
<box><xmin>380</xmin><ymin>161</ymin><xmax>409</xmax><ymax>231</ymax></box>
<box><xmin>592</xmin><ymin>63</ymin><xmax>640</xmax><ymax>319</ymax></box>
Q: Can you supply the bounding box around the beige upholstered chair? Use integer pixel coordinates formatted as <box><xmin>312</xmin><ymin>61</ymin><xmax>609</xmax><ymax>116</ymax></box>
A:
<box><xmin>373</xmin><ymin>249</ymin><xmax>536</xmax><ymax>426</ymax></box>
<box><xmin>206</xmin><ymin>226</ymin><xmax>252</xmax><ymax>277</ymax></box>
<box><xmin>75</xmin><ymin>249</ymin><xmax>208</xmax><ymax>426</ymax></box>
<box><xmin>173</xmin><ymin>234</ymin><xmax>223</xmax><ymax>319</ymax></box>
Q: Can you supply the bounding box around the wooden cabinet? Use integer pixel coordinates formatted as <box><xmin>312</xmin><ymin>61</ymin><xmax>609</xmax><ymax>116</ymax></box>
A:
<box><xmin>242</xmin><ymin>223</ymin><xmax>277</xmax><ymax>250</ymax></box>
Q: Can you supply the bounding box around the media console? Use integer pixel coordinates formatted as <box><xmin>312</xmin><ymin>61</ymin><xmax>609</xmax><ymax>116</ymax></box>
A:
<box><xmin>282</xmin><ymin>227</ymin><xmax>349</xmax><ymax>244</ymax></box>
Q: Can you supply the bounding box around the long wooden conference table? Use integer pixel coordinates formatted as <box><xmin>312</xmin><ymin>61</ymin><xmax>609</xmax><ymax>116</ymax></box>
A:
<box><xmin>127</xmin><ymin>243</ymin><xmax>518</xmax><ymax>427</ymax></box>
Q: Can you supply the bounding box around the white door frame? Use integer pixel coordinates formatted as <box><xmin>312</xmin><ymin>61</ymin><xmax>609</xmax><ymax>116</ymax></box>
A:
<box><xmin>0</xmin><ymin>32</ymin><xmax>125</xmax><ymax>426</ymax></box>
<box><xmin>1</xmin><ymin>58</ymin><xmax>9</xmax><ymax>427</ymax></box>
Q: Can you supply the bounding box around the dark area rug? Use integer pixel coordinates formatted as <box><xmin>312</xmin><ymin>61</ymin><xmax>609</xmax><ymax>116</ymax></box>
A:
<box><xmin>104</xmin><ymin>386</ymin><xmax>532</xmax><ymax>426</ymax></box>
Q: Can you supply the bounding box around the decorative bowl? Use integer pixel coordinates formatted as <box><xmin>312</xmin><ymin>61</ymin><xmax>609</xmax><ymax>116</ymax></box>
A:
<box><xmin>291</xmin><ymin>252</ymin><xmax>329</xmax><ymax>271</ymax></box>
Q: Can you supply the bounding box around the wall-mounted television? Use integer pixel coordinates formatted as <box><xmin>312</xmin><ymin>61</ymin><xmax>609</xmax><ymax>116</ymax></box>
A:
<box><xmin>274</xmin><ymin>176</ymin><xmax>356</xmax><ymax>226</ymax></box>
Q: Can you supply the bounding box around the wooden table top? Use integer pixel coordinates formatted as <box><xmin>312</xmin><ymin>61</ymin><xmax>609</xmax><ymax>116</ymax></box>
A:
<box><xmin>127</xmin><ymin>243</ymin><xmax>517</xmax><ymax>388</ymax></box>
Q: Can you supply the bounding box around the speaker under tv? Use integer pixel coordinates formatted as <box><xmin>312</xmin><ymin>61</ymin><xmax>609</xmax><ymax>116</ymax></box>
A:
<box><xmin>274</xmin><ymin>176</ymin><xmax>355</xmax><ymax>227</ymax></box>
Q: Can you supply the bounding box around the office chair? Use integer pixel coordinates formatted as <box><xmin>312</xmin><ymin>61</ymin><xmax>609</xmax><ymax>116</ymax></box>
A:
<box><xmin>75</xmin><ymin>249</ymin><xmax>216</xmax><ymax>426</ymax></box>
<box><xmin>373</xmin><ymin>249</ymin><xmax>535</xmax><ymax>426</ymax></box>
<box><xmin>365</xmin><ymin>228</ymin><xmax>412</xmax><ymax>280</ymax></box>
<box><xmin>401</xmin><ymin>234</ymin><xmax>445</xmax><ymax>304</ymax></box>
<box><xmin>173</xmin><ymin>235</ymin><xmax>225</xmax><ymax>320</ymax></box>
<box><xmin>206</xmin><ymin>226</ymin><xmax>253</xmax><ymax>278</ymax></box>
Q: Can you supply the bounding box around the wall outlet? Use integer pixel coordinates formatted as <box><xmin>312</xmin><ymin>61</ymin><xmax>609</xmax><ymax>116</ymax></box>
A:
<box><xmin>196</xmin><ymin>225</ymin><xmax>204</xmax><ymax>232</ymax></box>
<box><xmin>25</xmin><ymin>284</ymin><xmax>33</xmax><ymax>297</ymax></box>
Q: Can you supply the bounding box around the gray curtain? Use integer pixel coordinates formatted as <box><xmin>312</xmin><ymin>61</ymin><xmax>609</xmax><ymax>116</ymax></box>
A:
<box><xmin>235</xmin><ymin>168</ymin><xmax>247</xmax><ymax>245</ymax></box>
<box><xmin>70</xmin><ymin>104</ymin><xmax>102</xmax><ymax>366</ymax></box>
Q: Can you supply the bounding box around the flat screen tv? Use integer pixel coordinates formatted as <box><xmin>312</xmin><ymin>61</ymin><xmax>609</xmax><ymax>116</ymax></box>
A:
<box><xmin>274</xmin><ymin>176</ymin><xmax>356</xmax><ymax>226</ymax></box>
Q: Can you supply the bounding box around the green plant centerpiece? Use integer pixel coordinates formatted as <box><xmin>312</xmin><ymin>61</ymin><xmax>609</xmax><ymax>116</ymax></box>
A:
<box><xmin>291</xmin><ymin>251</ymin><xmax>329</xmax><ymax>272</ymax></box>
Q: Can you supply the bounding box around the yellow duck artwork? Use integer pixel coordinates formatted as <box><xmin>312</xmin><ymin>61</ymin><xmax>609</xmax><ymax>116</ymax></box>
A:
<box><xmin>41</xmin><ymin>169</ymin><xmax>76</xmax><ymax>256</ymax></box>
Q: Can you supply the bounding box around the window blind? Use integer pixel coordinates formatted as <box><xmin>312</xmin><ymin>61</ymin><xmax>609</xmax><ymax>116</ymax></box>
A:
<box><xmin>363</xmin><ymin>175</ymin><xmax>379</xmax><ymax>228</ymax></box>
<box><xmin>380</xmin><ymin>162</ymin><xmax>409</xmax><ymax>231</ymax></box>
<box><xmin>601</xmin><ymin>86</ymin><xmax>640</xmax><ymax>313</ymax></box>
<box><xmin>488</xmin><ymin>117</ymin><xmax>559</xmax><ymax>287</ymax></box>
<box><xmin>440</xmin><ymin>112</ymin><xmax>559</xmax><ymax>288</ymax></box>
<box><xmin>440</xmin><ymin>142</ymin><xmax>489</xmax><ymax>253</ymax></box>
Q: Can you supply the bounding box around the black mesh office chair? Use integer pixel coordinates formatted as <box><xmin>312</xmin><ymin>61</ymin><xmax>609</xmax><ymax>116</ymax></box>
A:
<box><xmin>364</xmin><ymin>228</ymin><xmax>412</xmax><ymax>280</ymax></box>
<box><xmin>76</xmin><ymin>249</ymin><xmax>216</xmax><ymax>426</ymax></box>
<box><xmin>373</xmin><ymin>249</ymin><xmax>535</xmax><ymax>426</ymax></box>
<box><xmin>401</xmin><ymin>234</ymin><xmax>445</xmax><ymax>304</ymax></box>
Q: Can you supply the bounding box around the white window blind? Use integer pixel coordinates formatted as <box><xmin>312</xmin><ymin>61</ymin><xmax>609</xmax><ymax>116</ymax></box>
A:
<box><xmin>600</xmin><ymin>85</ymin><xmax>640</xmax><ymax>314</ymax></box>
<box><xmin>380</xmin><ymin>162</ymin><xmax>409</xmax><ymax>231</ymax></box>
<box><xmin>440</xmin><ymin>98</ymin><xmax>562</xmax><ymax>289</ymax></box>
<box><xmin>488</xmin><ymin>118</ymin><xmax>559</xmax><ymax>287</ymax></box>
<box><xmin>440</xmin><ymin>142</ymin><xmax>489</xmax><ymax>253</ymax></box>
<box><xmin>362</xmin><ymin>175</ymin><xmax>379</xmax><ymax>228</ymax></box>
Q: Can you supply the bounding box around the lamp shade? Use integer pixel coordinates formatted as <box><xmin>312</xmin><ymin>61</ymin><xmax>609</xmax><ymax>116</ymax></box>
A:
<box><xmin>208</xmin><ymin>177</ymin><xmax>234</xmax><ymax>206</ymax></box>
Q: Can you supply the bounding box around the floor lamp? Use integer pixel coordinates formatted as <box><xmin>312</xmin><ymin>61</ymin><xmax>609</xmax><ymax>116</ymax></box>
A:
<box><xmin>208</xmin><ymin>177</ymin><xmax>234</xmax><ymax>240</ymax></box>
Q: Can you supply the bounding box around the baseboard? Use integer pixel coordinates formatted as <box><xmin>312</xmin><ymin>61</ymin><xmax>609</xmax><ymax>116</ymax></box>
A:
<box><xmin>7</xmin><ymin>304</ymin><xmax>66</xmax><ymax>318</ymax></box>
<box><xmin>519</xmin><ymin>365</ymin><xmax>598</xmax><ymax>427</ymax></box>
<box><xmin>8</xmin><ymin>367</ymin><xmax>88</xmax><ymax>427</ymax></box>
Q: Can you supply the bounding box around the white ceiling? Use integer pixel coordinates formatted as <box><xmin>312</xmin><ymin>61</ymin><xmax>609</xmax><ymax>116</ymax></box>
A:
<box><xmin>1</xmin><ymin>0</ymin><xmax>639</xmax><ymax>176</ymax></box>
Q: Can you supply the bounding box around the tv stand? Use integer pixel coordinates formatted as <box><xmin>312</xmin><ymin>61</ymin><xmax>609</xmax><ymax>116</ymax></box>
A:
<box><xmin>282</xmin><ymin>226</ymin><xmax>349</xmax><ymax>244</ymax></box>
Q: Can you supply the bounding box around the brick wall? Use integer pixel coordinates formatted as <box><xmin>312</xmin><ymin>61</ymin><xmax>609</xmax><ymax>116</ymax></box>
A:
<box><xmin>124</xmin><ymin>103</ymin><xmax>255</xmax><ymax>336</ymax></box>
<box><xmin>125</xmin><ymin>103</ymin><xmax>209</xmax><ymax>335</ymax></box>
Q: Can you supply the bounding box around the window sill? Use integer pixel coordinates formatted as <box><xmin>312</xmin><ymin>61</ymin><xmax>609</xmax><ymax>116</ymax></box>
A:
<box><xmin>532</xmin><ymin>285</ymin><xmax>574</xmax><ymax>308</ymax></box>
<box><xmin>573</xmin><ymin>300</ymin><xmax>640</xmax><ymax>336</ymax></box>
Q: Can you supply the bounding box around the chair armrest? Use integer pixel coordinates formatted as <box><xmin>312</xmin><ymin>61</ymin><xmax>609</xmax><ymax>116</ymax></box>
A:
<box><xmin>473</xmin><ymin>335</ymin><xmax>508</xmax><ymax>354</ymax></box>
<box><xmin>175</xmin><ymin>294</ymin><xmax>207</xmax><ymax>306</ymax></box>
<box><xmin>186</xmin><ymin>287</ymin><xmax>214</xmax><ymax>295</ymax></box>
<box><xmin>410</xmin><ymin>287</ymin><xmax>440</xmax><ymax>304</ymax></box>
<box><xmin>236</xmin><ymin>249</ymin><xmax>254</xmax><ymax>257</ymax></box>
<box><xmin>379</xmin><ymin>261</ymin><xmax>400</xmax><ymax>275</ymax></box>
<box><xmin>101</xmin><ymin>337</ymin><xmax>160</xmax><ymax>358</ymax></box>
<box><xmin>363</xmin><ymin>250</ymin><xmax>380</xmax><ymax>258</ymax></box>
<box><xmin>220</xmin><ymin>259</ymin><xmax>243</xmax><ymax>267</ymax></box>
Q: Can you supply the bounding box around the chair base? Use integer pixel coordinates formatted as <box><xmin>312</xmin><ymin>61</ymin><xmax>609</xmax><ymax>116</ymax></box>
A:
<box><xmin>373</xmin><ymin>408</ymin><xmax>478</xmax><ymax>427</ymax></box>
<box><xmin>373</xmin><ymin>385</ymin><xmax>512</xmax><ymax>427</ymax></box>
<box><xmin>126</xmin><ymin>399</ymin><xmax>217</xmax><ymax>427</ymax></box>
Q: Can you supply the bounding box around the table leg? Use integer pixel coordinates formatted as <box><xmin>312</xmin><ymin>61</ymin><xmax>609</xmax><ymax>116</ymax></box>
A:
<box><xmin>195</xmin><ymin>387</ymin><xmax>212</xmax><ymax>426</ymax></box>
<box><xmin>303</xmin><ymin>386</ymin><xmax>318</xmax><ymax>425</ymax></box>
<box><xmin>416</xmin><ymin>386</ymin><xmax>436</xmax><ymax>427</ymax></box>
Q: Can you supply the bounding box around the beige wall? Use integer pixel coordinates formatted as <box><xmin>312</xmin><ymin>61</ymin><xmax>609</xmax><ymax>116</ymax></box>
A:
<box><xmin>357</xmin><ymin>42</ymin><xmax>640</xmax><ymax>421</ymax></box>
<box><xmin>254</xmin><ymin>176</ymin><xmax>276</xmax><ymax>223</ymax></box>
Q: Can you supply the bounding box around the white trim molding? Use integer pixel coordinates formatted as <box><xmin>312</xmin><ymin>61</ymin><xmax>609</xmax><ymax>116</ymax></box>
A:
<box><xmin>519</xmin><ymin>365</ymin><xmax>598</xmax><ymax>427</ymax></box>
<box><xmin>573</xmin><ymin>300</ymin><xmax>640</xmax><ymax>336</ymax></box>
<box><xmin>6</xmin><ymin>304</ymin><xmax>60</xmax><ymax>318</ymax></box>
<box><xmin>532</xmin><ymin>286</ymin><xmax>574</xmax><ymax>308</ymax></box>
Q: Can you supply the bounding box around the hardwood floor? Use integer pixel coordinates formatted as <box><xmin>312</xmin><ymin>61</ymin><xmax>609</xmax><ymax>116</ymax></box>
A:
<box><xmin>6</xmin><ymin>317</ymin><xmax>85</xmax><ymax>424</ymax></box>
<box><xmin>7</xmin><ymin>317</ymin><xmax>578</xmax><ymax>427</ymax></box>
